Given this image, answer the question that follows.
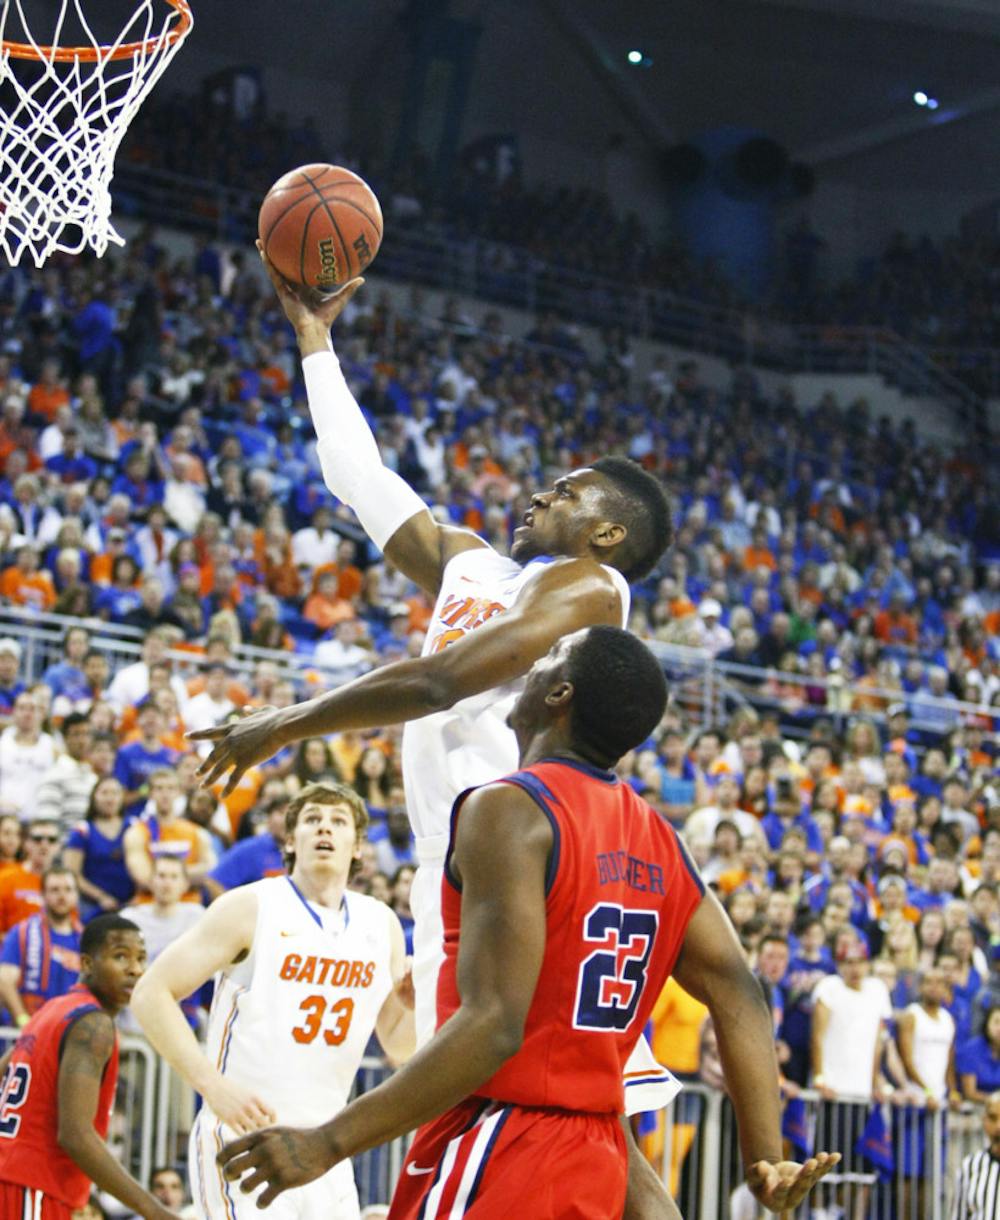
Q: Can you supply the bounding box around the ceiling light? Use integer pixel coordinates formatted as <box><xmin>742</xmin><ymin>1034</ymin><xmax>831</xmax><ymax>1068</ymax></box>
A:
<box><xmin>627</xmin><ymin>50</ymin><xmax>644</xmax><ymax>64</ymax></box>
<box><xmin>926</xmin><ymin>97</ymin><xmax>939</xmax><ymax>110</ymax></box>
<box><xmin>913</xmin><ymin>91</ymin><xmax>928</xmax><ymax>106</ymax></box>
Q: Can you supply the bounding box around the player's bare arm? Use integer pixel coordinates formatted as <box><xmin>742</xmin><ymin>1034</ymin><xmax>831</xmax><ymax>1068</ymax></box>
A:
<box><xmin>194</xmin><ymin>557</ymin><xmax>622</xmax><ymax>794</ymax></box>
<box><xmin>58</xmin><ymin>1010</ymin><xmax>179</xmax><ymax>1220</ymax></box>
<box><xmin>374</xmin><ymin>908</ymin><xmax>416</xmax><ymax>1067</ymax></box>
<box><xmin>0</xmin><ymin>963</ymin><xmax>27</xmax><ymax>1025</ymax></box>
<box><xmin>259</xmin><ymin>245</ymin><xmax>484</xmax><ymax>595</ymax></box>
<box><xmin>217</xmin><ymin>782</ymin><xmax>551</xmax><ymax>1206</ymax></box>
<box><xmin>131</xmin><ymin>886</ymin><xmax>277</xmax><ymax>1134</ymax></box>
<box><xmin>620</xmin><ymin>1116</ymin><xmax>684</xmax><ymax>1220</ymax></box>
<box><xmin>673</xmin><ymin>889</ymin><xmax>841</xmax><ymax>1214</ymax></box>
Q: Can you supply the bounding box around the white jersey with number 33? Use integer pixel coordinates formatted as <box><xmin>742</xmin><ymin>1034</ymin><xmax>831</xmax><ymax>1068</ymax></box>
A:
<box><xmin>203</xmin><ymin>875</ymin><xmax>394</xmax><ymax>1123</ymax></box>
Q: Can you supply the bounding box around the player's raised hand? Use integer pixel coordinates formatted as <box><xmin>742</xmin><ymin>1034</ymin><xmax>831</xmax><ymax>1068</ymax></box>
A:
<box><xmin>204</xmin><ymin>1076</ymin><xmax>277</xmax><ymax>1137</ymax></box>
<box><xmin>746</xmin><ymin>1152</ymin><xmax>841</xmax><ymax>1213</ymax></box>
<box><xmin>257</xmin><ymin>240</ymin><xmax>363</xmax><ymax>331</ymax></box>
<box><xmin>190</xmin><ymin>705</ymin><xmax>285</xmax><ymax>797</ymax></box>
<box><xmin>218</xmin><ymin>1124</ymin><xmax>335</xmax><ymax>1207</ymax></box>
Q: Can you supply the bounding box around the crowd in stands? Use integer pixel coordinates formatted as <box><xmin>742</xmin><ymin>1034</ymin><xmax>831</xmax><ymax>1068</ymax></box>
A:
<box><xmin>119</xmin><ymin>90</ymin><xmax>1000</xmax><ymax>361</ymax></box>
<box><xmin>0</xmin><ymin>214</ymin><xmax>995</xmax><ymax>1208</ymax></box>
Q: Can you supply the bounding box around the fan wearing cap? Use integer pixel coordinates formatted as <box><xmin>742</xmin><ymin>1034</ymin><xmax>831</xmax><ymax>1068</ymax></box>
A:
<box><xmin>692</xmin><ymin>598</ymin><xmax>734</xmax><ymax>657</ymax></box>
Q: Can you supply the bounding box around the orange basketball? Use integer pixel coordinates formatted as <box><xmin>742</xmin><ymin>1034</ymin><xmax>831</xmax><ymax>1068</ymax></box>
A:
<box><xmin>257</xmin><ymin>163</ymin><xmax>383</xmax><ymax>295</ymax></box>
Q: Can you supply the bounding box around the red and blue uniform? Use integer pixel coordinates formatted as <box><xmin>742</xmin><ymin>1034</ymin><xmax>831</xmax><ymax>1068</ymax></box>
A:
<box><xmin>0</xmin><ymin>985</ymin><xmax>119</xmax><ymax>1217</ymax></box>
<box><xmin>389</xmin><ymin>757</ymin><xmax>705</xmax><ymax>1219</ymax></box>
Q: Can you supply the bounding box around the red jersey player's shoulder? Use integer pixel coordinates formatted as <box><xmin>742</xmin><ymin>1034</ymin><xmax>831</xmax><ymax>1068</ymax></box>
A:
<box><xmin>446</xmin><ymin>780</ymin><xmax>555</xmax><ymax>891</ymax></box>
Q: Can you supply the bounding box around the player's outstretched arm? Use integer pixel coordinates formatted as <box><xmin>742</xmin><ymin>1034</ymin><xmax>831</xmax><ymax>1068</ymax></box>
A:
<box><xmin>672</xmin><ymin>890</ymin><xmax>840</xmax><ymax>1214</ymax></box>
<box><xmin>374</xmin><ymin>908</ymin><xmax>416</xmax><ymax>1066</ymax></box>
<box><xmin>194</xmin><ymin>557</ymin><xmax>622</xmax><ymax>795</ymax></box>
<box><xmin>130</xmin><ymin>887</ymin><xmax>276</xmax><ymax>1135</ymax></box>
<box><xmin>57</xmin><ymin>1010</ymin><xmax>180</xmax><ymax>1220</ymax></box>
<box><xmin>217</xmin><ymin>783</ymin><xmax>551</xmax><ymax>1207</ymax></box>
<box><xmin>259</xmin><ymin>245</ymin><xmax>484</xmax><ymax>595</ymax></box>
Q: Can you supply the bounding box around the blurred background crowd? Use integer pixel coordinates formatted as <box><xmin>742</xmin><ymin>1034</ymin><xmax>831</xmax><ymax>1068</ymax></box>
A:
<box><xmin>0</xmin><ymin>55</ymin><xmax>996</xmax><ymax>1217</ymax></box>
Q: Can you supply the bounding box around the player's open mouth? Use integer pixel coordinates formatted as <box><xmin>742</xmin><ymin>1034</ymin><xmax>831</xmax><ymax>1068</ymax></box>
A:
<box><xmin>315</xmin><ymin>843</ymin><xmax>334</xmax><ymax>852</ymax></box>
<box><xmin>523</xmin><ymin>511</ymin><xmax>534</xmax><ymax>527</ymax></box>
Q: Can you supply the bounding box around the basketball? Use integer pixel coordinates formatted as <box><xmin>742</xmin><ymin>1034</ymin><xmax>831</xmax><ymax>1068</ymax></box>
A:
<box><xmin>257</xmin><ymin>163</ymin><xmax>383</xmax><ymax>295</ymax></box>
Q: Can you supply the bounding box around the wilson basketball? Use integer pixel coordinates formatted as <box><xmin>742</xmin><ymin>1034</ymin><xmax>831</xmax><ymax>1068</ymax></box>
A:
<box><xmin>258</xmin><ymin>164</ymin><xmax>383</xmax><ymax>295</ymax></box>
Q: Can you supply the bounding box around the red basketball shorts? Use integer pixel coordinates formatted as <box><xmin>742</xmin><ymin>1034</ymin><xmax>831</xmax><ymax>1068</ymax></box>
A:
<box><xmin>387</xmin><ymin>1097</ymin><xmax>627</xmax><ymax>1220</ymax></box>
<box><xmin>0</xmin><ymin>1182</ymin><xmax>74</xmax><ymax>1220</ymax></box>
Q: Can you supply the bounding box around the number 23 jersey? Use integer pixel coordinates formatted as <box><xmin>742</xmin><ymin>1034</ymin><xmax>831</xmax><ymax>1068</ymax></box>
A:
<box><xmin>437</xmin><ymin>759</ymin><xmax>705</xmax><ymax>1114</ymax></box>
<box><xmin>205</xmin><ymin>876</ymin><xmax>394</xmax><ymax>1125</ymax></box>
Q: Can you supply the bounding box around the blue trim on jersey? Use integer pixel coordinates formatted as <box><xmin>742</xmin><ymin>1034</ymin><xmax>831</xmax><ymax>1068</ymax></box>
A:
<box><xmin>286</xmin><ymin>876</ymin><xmax>324</xmax><ymax>929</ymax></box>
<box><xmin>499</xmin><ymin>773</ymin><xmax>562</xmax><ymax>896</ymax></box>
<box><xmin>538</xmin><ymin>756</ymin><xmax>619</xmax><ymax>785</ymax></box>
<box><xmin>673</xmin><ymin>830</ymin><xmax>707</xmax><ymax>897</ymax></box>
<box><xmin>285</xmin><ymin>876</ymin><xmax>349</xmax><ymax>931</ymax></box>
<box><xmin>465</xmin><ymin>1104</ymin><xmax>512</xmax><ymax>1212</ymax></box>
<box><xmin>624</xmin><ymin>1073</ymin><xmax>673</xmax><ymax>1088</ymax></box>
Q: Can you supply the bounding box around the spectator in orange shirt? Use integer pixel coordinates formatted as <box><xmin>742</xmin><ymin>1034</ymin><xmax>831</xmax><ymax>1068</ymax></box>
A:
<box><xmin>743</xmin><ymin>527</ymin><xmax>777</xmax><ymax>573</ymax></box>
<box><xmin>26</xmin><ymin>359</ymin><xmax>70</xmax><ymax>423</ymax></box>
<box><xmin>0</xmin><ymin>818</ymin><xmax>61</xmax><ymax>934</ymax></box>
<box><xmin>0</xmin><ymin>399</ymin><xmax>42</xmax><ymax>475</ymax></box>
<box><xmin>874</xmin><ymin>591</ymin><xmax>919</xmax><ymax>646</ymax></box>
<box><xmin>0</xmin><ymin>544</ymin><xmax>55</xmax><ymax>611</ymax></box>
<box><xmin>303</xmin><ymin>569</ymin><xmax>356</xmax><ymax>633</ymax></box>
<box><xmin>0</xmin><ymin>815</ymin><xmax>21</xmax><ymax>875</ymax></box>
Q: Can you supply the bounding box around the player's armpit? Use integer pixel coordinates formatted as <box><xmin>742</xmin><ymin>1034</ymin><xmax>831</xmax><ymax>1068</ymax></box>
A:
<box><xmin>133</xmin><ymin>885</ymin><xmax>257</xmax><ymax>1005</ymax></box>
<box><xmin>383</xmin><ymin>514</ymin><xmax>486</xmax><ymax>598</ymax></box>
<box><xmin>427</xmin><ymin>558</ymin><xmax>623</xmax><ymax>705</ymax></box>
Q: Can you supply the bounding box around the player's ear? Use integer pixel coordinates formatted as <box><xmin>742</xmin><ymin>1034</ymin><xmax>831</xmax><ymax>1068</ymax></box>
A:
<box><xmin>590</xmin><ymin>520</ymin><xmax>626</xmax><ymax>551</ymax></box>
<box><xmin>544</xmin><ymin>680</ymin><xmax>573</xmax><ymax>709</ymax></box>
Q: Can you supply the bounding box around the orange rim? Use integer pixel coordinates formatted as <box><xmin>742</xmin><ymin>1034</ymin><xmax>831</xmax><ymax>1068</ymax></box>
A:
<box><xmin>2</xmin><ymin>0</ymin><xmax>192</xmax><ymax>63</ymax></box>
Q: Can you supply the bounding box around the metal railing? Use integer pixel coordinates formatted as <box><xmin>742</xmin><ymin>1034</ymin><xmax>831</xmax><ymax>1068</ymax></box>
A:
<box><xmin>647</xmin><ymin>639</ymin><xmax>999</xmax><ymax>748</ymax></box>
<box><xmin>2</xmin><ymin>607</ymin><xmax>995</xmax><ymax>755</ymax></box>
<box><xmin>0</xmin><ymin>1022</ymin><xmax>989</xmax><ymax>1215</ymax></box>
<box><xmin>108</xmin><ymin>163</ymin><xmax>989</xmax><ymax>436</ymax></box>
<box><xmin>657</xmin><ymin>1082</ymin><xmax>986</xmax><ymax>1220</ymax></box>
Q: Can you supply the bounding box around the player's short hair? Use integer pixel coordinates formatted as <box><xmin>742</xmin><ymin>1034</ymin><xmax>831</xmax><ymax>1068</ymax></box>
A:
<box><xmin>81</xmin><ymin>913</ymin><xmax>141</xmax><ymax>958</ymax></box>
<box><xmin>564</xmin><ymin>627</ymin><xmax>668</xmax><ymax>767</ymax></box>
<box><xmin>590</xmin><ymin>457</ymin><xmax>672</xmax><ymax>581</ymax></box>
<box><xmin>283</xmin><ymin>782</ymin><xmax>369</xmax><ymax>875</ymax></box>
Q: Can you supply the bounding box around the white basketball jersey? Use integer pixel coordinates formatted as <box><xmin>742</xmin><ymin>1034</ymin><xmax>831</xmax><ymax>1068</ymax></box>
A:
<box><xmin>402</xmin><ymin>546</ymin><xmax>630</xmax><ymax>841</ymax></box>
<box><xmin>204</xmin><ymin>876</ymin><xmax>394</xmax><ymax>1124</ymax></box>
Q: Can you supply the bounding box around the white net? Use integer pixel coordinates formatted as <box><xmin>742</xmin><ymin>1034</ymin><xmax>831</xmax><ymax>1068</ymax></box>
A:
<box><xmin>0</xmin><ymin>0</ymin><xmax>192</xmax><ymax>267</ymax></box>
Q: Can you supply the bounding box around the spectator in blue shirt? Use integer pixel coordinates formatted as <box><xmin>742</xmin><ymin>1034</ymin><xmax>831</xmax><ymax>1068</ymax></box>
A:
<box><xmin>40</xmin><ymin>624</ymin><xmax>91</xmax><ymax>703</ymax></box>
<box><xmin>114</xmin><ymin>702</ymin><xmax>179</xmax><ymax>813</ymax></box>
<box><xmin>0</xmin><ymin>867</ymin><xmax>81</xmax><ymax>1026</ymax></box>
<box><xmin>232</xmin><ymin>397</ymin><xmax>276</xmax><ymax>466</ymax></box>
<box><xmin>373</xmin><ymin>797</ymin><xmax>415</xmax><ymax>876</ymax></box>
<box><xmin>958</xmin><ymin>1005</ymin><xmax>1000</xmax><ymax>1104</ymax></box>
<box><xmin>44</xmin><ymin>426</ymin><xmax>98</xmax><ymax>485</ymax></box>
<box><xmin>62</xmin><ymin>775</ymin><xmax>135</xmax><ymax>920</ymax></box>
<box><xmin>206</xmin><ymin>796</ymin><xmax>289</xmax><ymax>897</ymax></box>
<box><xmin>0</xmin><ymin>638</ymin><xmax>26</xmax><ymax>718</ymax></box>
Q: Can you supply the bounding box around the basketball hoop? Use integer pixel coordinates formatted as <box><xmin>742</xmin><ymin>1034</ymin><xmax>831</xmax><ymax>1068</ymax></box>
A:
<box><xmin>0</xmin><ymin>0</ymin><xmax>193</xmax><ymax>267</ymax></box>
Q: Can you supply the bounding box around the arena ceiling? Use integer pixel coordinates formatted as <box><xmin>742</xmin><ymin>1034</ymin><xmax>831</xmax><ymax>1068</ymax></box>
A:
<box><xmin>36</xmin><ymin>0</ymin><xmax>989</xmax><ymax>194</ymax></box>
<box><xmin>164</xmin><ymin>0</ymin><xmax>999</xmax><ymax>191</ymax></box>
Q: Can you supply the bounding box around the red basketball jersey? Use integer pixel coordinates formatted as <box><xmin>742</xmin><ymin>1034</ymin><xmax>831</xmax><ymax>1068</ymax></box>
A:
<box><xmin>0</xmin><ymin>985</ymin><xmax>119</xmax><ymax>1207</ymax></box>
<box><xmin>436</xmin><ymin>757</ymin><xmax>705</xmax><ymax>1114</ymax></box>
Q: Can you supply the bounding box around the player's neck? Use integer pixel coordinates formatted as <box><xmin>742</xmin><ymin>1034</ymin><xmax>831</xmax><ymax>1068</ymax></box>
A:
<box><xmin>291</xmin><ymin>866</ymin><xmax>349</xmax><ymax>910</ymax></box>
<box><xmin>519</xmin><ymin>736</ymin><xmax>612</xmax><ymax>772</ymax></box>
